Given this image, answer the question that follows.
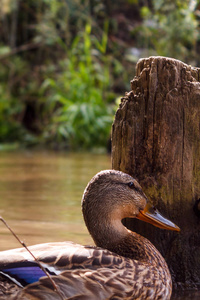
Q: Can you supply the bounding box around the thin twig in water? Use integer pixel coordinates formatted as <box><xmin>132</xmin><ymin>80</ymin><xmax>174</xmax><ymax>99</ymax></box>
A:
<box><xmin>0</xmin><ymin>216</ymin><xmax>65</xmax><ymax>300</ymax></box>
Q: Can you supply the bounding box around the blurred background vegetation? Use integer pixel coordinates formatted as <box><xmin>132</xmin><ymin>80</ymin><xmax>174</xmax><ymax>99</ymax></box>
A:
<box><xmin>0</xmin><ymin>0</ymin><xmax>199</xmax><ymax>151</ymax></box>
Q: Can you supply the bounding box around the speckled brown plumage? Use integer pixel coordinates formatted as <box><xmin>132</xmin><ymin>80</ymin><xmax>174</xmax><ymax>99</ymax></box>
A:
<box><xmin>0</xmin><ymin>170</ymin><xmax>179</xmax><ymax>299</ymax></box>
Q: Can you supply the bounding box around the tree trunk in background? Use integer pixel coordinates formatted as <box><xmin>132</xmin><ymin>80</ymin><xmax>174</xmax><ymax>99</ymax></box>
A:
<box><xmin>112</xmin><ymin>56</ymin><xmax>200</xmax><ymax>289</ymax></box>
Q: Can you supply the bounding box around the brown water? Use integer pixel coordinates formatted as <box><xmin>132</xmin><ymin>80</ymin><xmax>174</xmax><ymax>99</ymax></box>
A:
<box><xmin>0</xmin><ymin>150</ymin><xmax>111</xmax><ymax>250</ymax></box>
<box><xmin>0</xmin><ymin>151</ymin><xmax>199</xmax><ymax>300</ymax></box>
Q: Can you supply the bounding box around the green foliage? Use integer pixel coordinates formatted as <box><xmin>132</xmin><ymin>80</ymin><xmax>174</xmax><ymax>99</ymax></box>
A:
<box><xmin>34</xmin><ymin>0</ymin><xmax>69</xmax><ymax>46</ymax></box>
<box><xmin>1</xmin><ymin>0</ymin><xmax>200</xmax><ymax>151</ymax></box>
<box><xmin>0</xmin><ymin>89</ymin><xmax>21</xmax><ymax>142</ymax></box>
<box><xmin>0</xmin><ymin>52</ymin><xmax>27</xmax><ymax>143</ymax></box>
<box><xmin>0</xmin><ymin>46</ymin><xmax>39</xmax><ymax>146</ymax></box>
<box><xmin>41</xmin><ymin>23</ymin><xmax>114</xmax><ymax>150</ymax></box>
<box><xmin>134</xmin><ymin>0</ymin><xmax>198</xmax><ymax>62</ymax></box>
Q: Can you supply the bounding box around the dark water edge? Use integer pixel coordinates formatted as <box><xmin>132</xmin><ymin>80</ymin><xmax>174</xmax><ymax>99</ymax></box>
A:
<box><xmin>171</xmin><ymin>290</ymin><xmax>200</xmax><ymax>299</ymax></box>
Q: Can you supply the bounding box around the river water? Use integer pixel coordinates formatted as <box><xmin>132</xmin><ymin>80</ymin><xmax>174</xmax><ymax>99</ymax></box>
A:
<box><xmin>0</xmin><ymin>150</ymin><xmax>111</xmax><ymax>250</ymax></box>
<box><xmin>0</xmin><ymin>150</ymin><xmax>199</xmax><ymax>299</ymax></box>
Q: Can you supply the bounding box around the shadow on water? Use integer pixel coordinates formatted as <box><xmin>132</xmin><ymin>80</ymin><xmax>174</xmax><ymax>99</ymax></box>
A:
<box><xmin>0</xmin><ymin>150</ymin><xmax>199</xmax><ymax>299</ymax></box>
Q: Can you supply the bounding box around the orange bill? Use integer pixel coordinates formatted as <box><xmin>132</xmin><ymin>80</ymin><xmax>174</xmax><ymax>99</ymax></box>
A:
<box><xmin>136</xmin><ymin>203</ymin><xmax>180</xmax><ymax>232</ymax></box>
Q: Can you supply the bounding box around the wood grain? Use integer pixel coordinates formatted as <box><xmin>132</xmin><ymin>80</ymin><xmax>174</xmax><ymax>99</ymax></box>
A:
<box><xmin>112</xmin><ymin>56</ymin><xmax>200</xmax><ymax>289</ymax></box>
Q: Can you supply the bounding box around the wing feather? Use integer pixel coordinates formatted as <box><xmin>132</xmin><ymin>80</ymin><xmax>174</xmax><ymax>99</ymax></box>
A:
<box><xmin>0</xmin><ymin>242</ymin><xmax>128</xmax><ymax>288</ymax></box>
<box><xmin>17</xmin><ymin>268</ymin><xmax>135</xmax><ymax>300</ymax></box>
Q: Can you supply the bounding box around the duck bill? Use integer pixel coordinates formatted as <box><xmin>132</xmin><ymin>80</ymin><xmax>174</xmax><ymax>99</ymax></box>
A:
<box><xmin>136</xmin><ymin>203</ymin><xmax>180</xmax><ymax>232</ymax></box>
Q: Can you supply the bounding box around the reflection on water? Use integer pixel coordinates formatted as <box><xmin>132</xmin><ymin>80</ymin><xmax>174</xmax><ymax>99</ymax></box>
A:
<box><xmin>0</xmin><ymin>151</ymin><xmax>199</xmax><ymax>300</ymax></box>
<box><xmin>0</xmin><ymin>150</ymin><xmax>111</xmax><ymax>250</ymax></box>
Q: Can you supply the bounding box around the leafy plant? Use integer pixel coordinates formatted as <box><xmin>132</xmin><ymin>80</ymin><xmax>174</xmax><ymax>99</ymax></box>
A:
<box><xmin>133</xmin><ymin>0</ymin><xmax>198</xmax><ymax>63</ymax></box>
<box><xmin>1</xmin><ymin>0</ymin><xmax>199</xmax><ymax>151</ymax></box>
<box><xmin>41</xmin><ymin>22</ymin><xmax>114</xmax><ymax>150</ymax></box>
<box><xmin>0</xmin><ymin>51</ymin><xmax>26</xmax><ymax>143</ymax></box>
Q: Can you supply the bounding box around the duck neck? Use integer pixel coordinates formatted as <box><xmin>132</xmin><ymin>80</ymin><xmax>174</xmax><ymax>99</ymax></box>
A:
<box><xmin>87</xmin><ymin>211</ymin><xmax>164</xmax><ymax>265</ymax></box>
<box><xmin>91</xmin><ymin>216</ymin><xmax>128</xmax><ymax>250</ymax></box>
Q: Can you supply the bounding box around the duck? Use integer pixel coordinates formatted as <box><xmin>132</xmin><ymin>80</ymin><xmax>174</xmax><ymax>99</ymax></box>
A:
<box><xmin>0</xmin><ymin>170</ymin><xmax>180</xmax><ymax>300</ymax></box>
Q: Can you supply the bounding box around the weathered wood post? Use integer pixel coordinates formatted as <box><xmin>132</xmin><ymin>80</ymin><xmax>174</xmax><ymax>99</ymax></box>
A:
<box><xmin>112</xmin><ymin>56</ymin><xmax>200</xmax><ymax>289</ymax></box>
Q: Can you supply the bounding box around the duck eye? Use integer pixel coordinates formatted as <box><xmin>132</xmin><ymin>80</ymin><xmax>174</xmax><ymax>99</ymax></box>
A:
<box><xmin>128</xmin><ymin>182</ymin><xmax>135</xmax><ymax>189</ymax></box>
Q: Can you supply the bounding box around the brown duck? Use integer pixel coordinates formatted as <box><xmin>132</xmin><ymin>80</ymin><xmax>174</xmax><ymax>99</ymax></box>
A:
<box><xmin>0</xmin><ymin>170</ymin><xmax>180</xmax><ymax>299</ymax></box>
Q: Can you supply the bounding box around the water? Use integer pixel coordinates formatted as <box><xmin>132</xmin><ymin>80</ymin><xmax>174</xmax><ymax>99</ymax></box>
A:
<box><xmin>0</xmin><ymin>150</ymin><xmax>111</xmax><ymax>250</ymax></box>
<box><xmin>0</xmin><ymin>150</ymin><xmax>199</xmax><ymax>300</ymax></box>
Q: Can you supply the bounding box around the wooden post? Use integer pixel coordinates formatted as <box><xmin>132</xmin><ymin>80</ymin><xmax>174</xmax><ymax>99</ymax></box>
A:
<box><xmin>112</xmin><ymin>56</ymin><xmax>200</xmax><ymax>289</ymax></box>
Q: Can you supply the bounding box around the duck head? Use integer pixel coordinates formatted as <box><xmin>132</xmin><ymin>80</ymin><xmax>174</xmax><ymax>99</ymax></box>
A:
<box><xmin>82</xmin><ymin>170</ymin><xmax>180</xmax><ymax>248</ymax></box>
